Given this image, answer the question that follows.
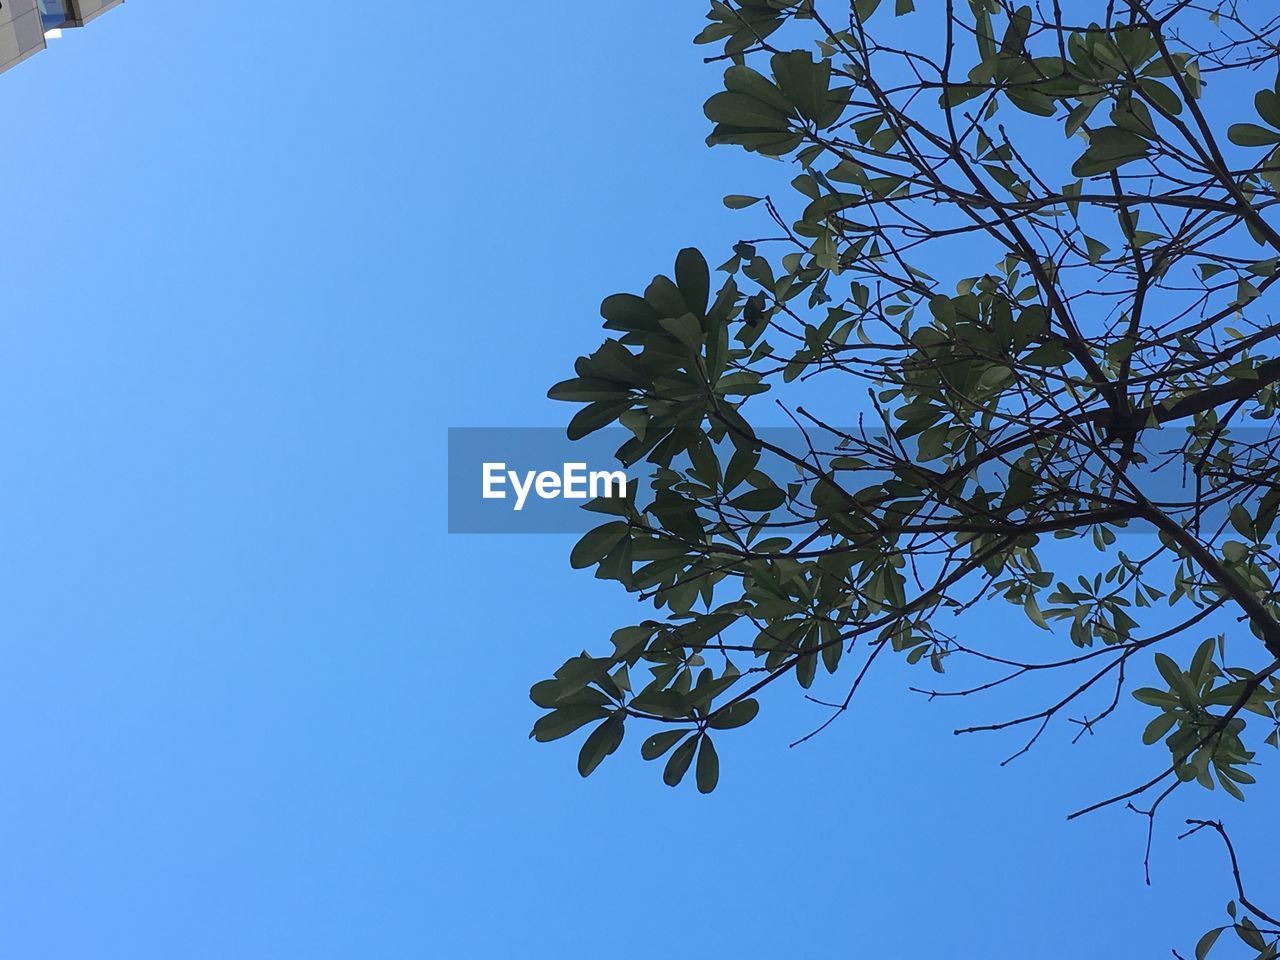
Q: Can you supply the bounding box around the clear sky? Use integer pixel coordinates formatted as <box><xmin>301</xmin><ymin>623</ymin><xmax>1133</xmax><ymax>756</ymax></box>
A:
<box><xmin>0</xmin><ymin>3</ymin><xmax>1274</xmax><ymax>958</ymax></box>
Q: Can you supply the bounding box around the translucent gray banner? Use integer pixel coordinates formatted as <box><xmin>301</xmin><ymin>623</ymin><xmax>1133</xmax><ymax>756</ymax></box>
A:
<box><xmin>446</xmin><ymin>425</ymin><xmax>1279</xmax><ymax>535</ymax></box>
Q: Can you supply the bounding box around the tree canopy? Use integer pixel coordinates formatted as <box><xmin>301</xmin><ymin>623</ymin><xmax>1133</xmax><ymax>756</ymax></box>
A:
<box><xmin>535</xmin><ymin>2</ymin><xmax>1280</xmax><ymax>954</ymax></box>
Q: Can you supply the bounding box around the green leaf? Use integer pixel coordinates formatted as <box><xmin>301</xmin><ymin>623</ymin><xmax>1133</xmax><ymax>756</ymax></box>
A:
<box><xmin>1255</xmin><ymin>89</ymin><xmax>1280</xmax><ymax>129</ymax></box>
<box><xmin>1190</xmin><ymin>637</ymin><xmax>1216</xmax><ymax>684</ymax></box>
<box><xmin>1195</xmin><ymin>926</ymin><xmax>1223</xmax><ymax>960</ymax></box>
<box><xmin>1184</xmin><ymin>60</ymin><xmax>1202</xmax><ymax>100</ymax></box>
<box><xmin>1236</xmin><ymin>919</ymin><xmax>1266</xmax><ymax>951</ymax></box>
<box><xmin>663</xmin><ymin>735</ymin><xmax>698</xmax><ymax>786</ymax></box>
<box><xmin>1142</xmin><ymin>711</ymin><xmax>1177</xmax><ymax>745</ymax></box>
<box><xmin>1222</xmin><ymin>540</ymin><xmax>1249</xmax><ymax>562</ymax></box>
<box><xmin>1065</xmin><ymin>98</ymin><xmax>1102</xmax><ymax>139</ymax></box>
<box><xmin>708</xmin><ymin>698</ymin><xmax>760</xmax><ymax>729</ymax></box>
<box><xmin>770</xmin><ymin>51</ymin><xmax>829</xmax><ymax>125</ymax></box>
<box><xmin>731</xmin><ymin>487</ymin><xmax>787</xmax><ymax>512</ymax></box>
<box><xmin>796</xmin><ymin>648</ymin><xmax>818</xmax><ymax>688</ymax></box>
<box><xmin>568</xmin><ymin>399</ymin><xmax>632</xmax><ymax>440</ymax></box>
<box><xmin>1023</xmin><ymin>593</ymin><xmax>1050</xmax><ymax>630</ymax></box>
<box><xmin>571</xmin><ymin>522</ymin><xmax>630</xmax><ymax>569</ymax></box>
<box><xmin>1139</xmin><ymin>77</ymin><xmax>1182</xmax><ymax>116</ymax></box>
<box><xmin>529</xmin><ymin>679</ymin><xmax>562</xmax><ymax>709</ymax></box>
<box><xmin>675</xmin><ymin>248</ymin><xmax>711</xmax><ymax>319</ymax></box>
<box><xmin>632</xmin><ymin>688</ymin><xmax>690</xmax><ymax>719</ymax></box>
<box><xmin>1132</xmin><ymin>687</ymin><xmax>1176</xmax><ymax>709</ymax></box>
<box><xmin>704</xmin><ymin>91</ymin><xmax>790</xmax><ymax>130</ymax></box>
<box><xmin>659</xmin><ymin>313</ymin><xmax>703</xmax><ymax>352</ymax></box>
<box><xmin>600</xmin><ymin>293</ymin><xmax>663</xmax><ymax>333</ymax></box>
<box><xmin>577</xmin><ymin>715</ymin><xmax>624</xmax><ymax>777</ymax></box>
<box><xmin>641</xmin><ymin>729</ymin><xmax>687</xmax><ymax>760</ymax></box>
<box><xmin>1154</xmin><ymin>652</ymin><xmax>1185</xmax><ymax>690</ymax></box>
<box><xmin>1223</xmin><ymin>506</ymin><xmax>1254</xmax><ymax>537</ymax></box>
<box><xmin>723</xmin><ymin>195</ymin><xmax>763</xmax><ymax>209</ymax></box>
<box><xmin>548</xmin><ymin>377</ymin><xmax>629</xmax><ymax>402</ymax></box>
<box><xmin>1000</xmin><ymin>5</ymin><xmax>1032</xmax><ymax>54</ymax></box>
<box><xmin>854</xmin><ymin>0</ymin><xmax>882</xmax><ymax>21</ymax></box>
<box><xmin>530</xmin><ymin>705</ymin><xmax>610</xmax><ymax>742</ymax></box>
<box><xmin>1072</xmin><ymin>127</ymin><xmax>1151</xmax><ymax>176</ymax></box>
<box><xmin>1228</xmin><ymin>123</ymin><xmax>1280</xmax><ymax>147</ymax></box>
<box><xmin>695</xmin><ymin>735</ymin><xmax>720</xmax><ymax>793</ymax></box>
<box><xmin>723</xmin><ymin>64</ymin><xmax>795</xmax><ymax>115</ymax></box>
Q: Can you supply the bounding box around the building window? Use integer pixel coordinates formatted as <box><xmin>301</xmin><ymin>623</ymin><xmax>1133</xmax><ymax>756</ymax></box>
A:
<box><xmin>38</xmin><ymin>0</ymin><xmax>71</xmax><ymax>30</ymax></box>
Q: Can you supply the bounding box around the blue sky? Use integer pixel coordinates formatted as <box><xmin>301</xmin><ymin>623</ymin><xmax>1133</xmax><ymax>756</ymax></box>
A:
<box><xmin>0</xmin><ymin>3</ymin><xmax>1274</xmax><ymax>958</ymax></box>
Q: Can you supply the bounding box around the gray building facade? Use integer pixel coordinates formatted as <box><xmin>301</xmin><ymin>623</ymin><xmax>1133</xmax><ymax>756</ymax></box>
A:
<box><xmin>0</xmin><ymin>0</ymin><xmax>123</xmax><ymax>75</ymax></box>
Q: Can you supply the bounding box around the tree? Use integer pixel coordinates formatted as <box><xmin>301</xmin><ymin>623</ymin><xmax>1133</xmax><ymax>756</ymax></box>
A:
<box><xmin>533</xmin><ymin>2</ymin><xmax>1280</xmax><ymax>953</ymax></box>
